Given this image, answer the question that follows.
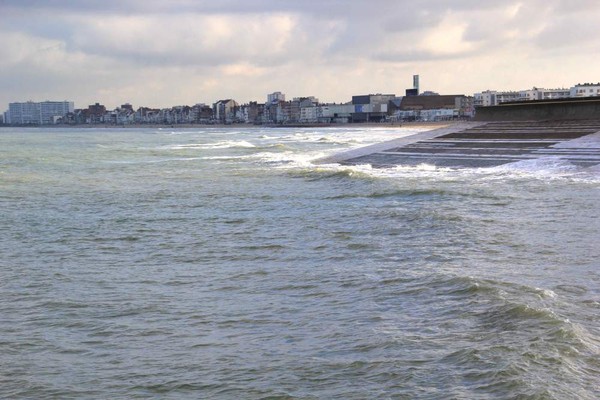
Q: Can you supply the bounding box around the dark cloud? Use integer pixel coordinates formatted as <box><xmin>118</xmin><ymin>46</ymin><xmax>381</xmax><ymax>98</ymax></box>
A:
<box><xmin>0</xmin><ymin>0</ymin><xmax>515</xmax><ymax>18</ymax></box>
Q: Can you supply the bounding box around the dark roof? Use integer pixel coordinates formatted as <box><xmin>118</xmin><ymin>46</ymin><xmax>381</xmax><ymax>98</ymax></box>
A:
<box><xmin>400</xmin><ymin>95</ymin><xmax>464</xmax><ymax>110</ymax></box>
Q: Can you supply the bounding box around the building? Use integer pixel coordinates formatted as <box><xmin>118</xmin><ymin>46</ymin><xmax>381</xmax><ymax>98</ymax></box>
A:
<box><xmin>213</xmin><ymin>99</ymin><xmax>239</xmax><ymax>124</ymax></box>
<box><xmin>262</xmin><ymin>93</ymin><xmax>314</xmax><ymax>124</ymax></box>
<box><xmin>518</xmin><ymin>87</ymin><xmax>570</xmax><ymax>101</ymax></box>
<box><xmin>542</xmin><ymin>88</ymin><xmax>571</xmax><ymax>100</ymax></box>
<box><xmin>474</xmin><ymin>91</ymin><xmax>491</xmax><ymax>107</ymax></box>
<box><xmin>120</xmin><ymin>103</ymin><xmax>134</xmax><ymax>112</ymax></box>
<box><xmin>289</xmin><ymin>96</ymin><xmax>319</xmax><ymax>123</ymax></box>
<box><xmin>190</xmin><ymin>103</ymin><xmax>213</xmax><ymax>123</ymax></box>
<box><xmin>351</xmin><ymin>94</ymin><xmax>396</xmax><ymax>122</ymax></box>
<box><xmin>393</xmin><ymin>94</ymin><xmax>473</xmax><ymax>122</ymax></box>
<box><xmin>5</xmin><ymin>100</ymin><xmax>74</xmax><ymax>125</ymax></box>
<box><xmin>400</xmin><ymin>94</ymin><xmax>471</xmax><ymax>111</ymax></box>
<box><xmin>135</xmin><ymin>107</ymin><xmax>155</xmax><ymax>124</ymax></box>
<box><xmin>263</xmin><ymin>92</ymin><xmax>291</xmax><ymax>124</ymax></box>
<box><xmin>107</xmin><ymin>104</ymin><xmax>136</xmax><ymax>124</ymax></box>
<box><xmin>476</xmin><ymin>85</ymin><xmax>582</xmax><ymax>107</ymax></box>
<box><xmin>278</xmin><ymin>101</ymin><xmax>293</xmax><ymax>123</ymax></box>
<box><xmin>299</xmin><ymin>105</ymin><xmax>320</xmax><ymax>123</ymax></box>
<box><xmin>238</xmin><ymin>102</ymin><xmax>263</xmax><ymax>124</ymax></box>
<box><xmin>571</xmin><ymin>83</ymin><xmax>600</xmax><ymax>97</ymax></box>
<box><xmin>267</xmin><ymin>92</ymin><xmax>285</xmax><ymax>104</ymax></box>
<box><xmin>474</xmin><ymin>91</ymin><xmax>521</xmax><ymax>107</ymax></box>
<box><xmin>82</xmin><ymin>103</ymin><xmax>107</xmax><ymax>124</ymax></box>
<box><xmin>290</xmin><ymin>97</ymin><xmax>318</xmax><ymax>123</ymax></box>
<box><xmin>319</xmin><ymin>103</ymin><xmax>354</xmax><ymax>123</ymax></box>
<box><xmin>413</xmin><ymin>75</ymin><xmax>420</xmax><ymax>94</ymax></box>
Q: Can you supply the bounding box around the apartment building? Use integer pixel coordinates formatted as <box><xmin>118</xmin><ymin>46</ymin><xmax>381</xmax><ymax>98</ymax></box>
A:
<box><xmin>5</xmin><ymin>100</ymin><xmax>74</xmax><ymax>124</ymax></box>
<box><xmin>571</xmin><ymin>83</ymin><xmax>600</xmax><ymax>97</ymax></box>
<box><xmin>520</xmin><ymin>87</ymin><xmax>571</xmax><ymax>101</ymax></box>
<box><xmin>476</xmin><ymin>85</ymin><xmax>591</xmax><ymax>107</ymax></box>
<box><xmin>213</xmin><ymin>99</ymin><xmax>239</xmax><ymax>124</ymax></box>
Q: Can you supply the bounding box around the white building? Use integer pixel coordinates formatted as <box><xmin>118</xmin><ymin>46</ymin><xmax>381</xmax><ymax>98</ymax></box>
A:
<box><xmin>543</xmin><ymin>88</ymin><xmax>571</xmax><ymax>99</ymax></box>
<box><xmin>475</xmin><ymin>90</ymin><xmax>528</xmax><ymax>106</ymax></box>
<box><xmin>495</xmin><ymin>91</ymin><xmax>521</xmax><ymax>105</ymax></box>
<box><xmin>300</xmin><ymin>104</ymin><xmax>350</xmax><ymax>123</ymax></box>
<box><xmin>520</xmin><ymin>87</ymin><xmax>570</xmax><ymax>101</ymax></box>
<box><xmin>570</xmin><ymin>83</ymin><xmax>600</xmax><ymax>97</ymax></box>
<box><xmin>299</xmin><ymin>106</ymin><xmax>319</xmax><ymax>123</ymax></box>
<box><xmin>5</xmin><ymin>101</ymin><xmax>74</xmax><ymax>124</ymax></box>
<box><xmin>476</xmin><ymin>84</ymin><xmax>597</xmax><ymax>107</ymax></box>
<box><xmin>318</xmin><ymin>104</ymin><xmax>354</xmax><ymax>123</ymax></box>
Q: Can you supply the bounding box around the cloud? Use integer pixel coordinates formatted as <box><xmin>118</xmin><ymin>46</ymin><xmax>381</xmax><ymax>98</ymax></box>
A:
<box><xmin>65</xmin><ymin>13</ymin><xmax>301</xmax><ymax>68</ymax></box>
<box><xmin>1</xmin><ymin>0</ymin><xmax>599</xmax><ymax>109</ymax></box>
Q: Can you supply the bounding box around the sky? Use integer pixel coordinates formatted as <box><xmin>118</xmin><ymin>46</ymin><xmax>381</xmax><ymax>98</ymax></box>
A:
<box><xmin>1</xmin><ymin>0</ymin><xmax>600</xmax><ymax>110</ymax></box>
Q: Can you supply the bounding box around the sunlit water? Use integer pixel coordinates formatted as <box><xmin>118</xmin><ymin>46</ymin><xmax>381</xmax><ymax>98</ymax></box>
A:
<box><xmin>1</xmin><ymin>126</ymin><xmax>599</xmax><ymax>399</ymax></box>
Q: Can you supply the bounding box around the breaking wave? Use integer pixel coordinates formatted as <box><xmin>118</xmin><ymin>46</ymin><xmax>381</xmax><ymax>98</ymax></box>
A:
<box><xmin>168</xmin><ymin>140</ymin><xmax>257</xmax><ymax>150</ymax></box>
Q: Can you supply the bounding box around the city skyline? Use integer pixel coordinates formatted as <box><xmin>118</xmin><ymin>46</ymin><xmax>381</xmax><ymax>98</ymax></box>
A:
<box><xmin>2</xmin><ymin>0</ymin><xmax>600</xmax><ymax>110</ymax></box>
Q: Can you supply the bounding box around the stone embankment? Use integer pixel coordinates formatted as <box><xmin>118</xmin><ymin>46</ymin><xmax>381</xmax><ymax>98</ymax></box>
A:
<box><xmin>317</xmin><ymin>120</ymin><xmax>600</xmax><ymax>168</ymax></box>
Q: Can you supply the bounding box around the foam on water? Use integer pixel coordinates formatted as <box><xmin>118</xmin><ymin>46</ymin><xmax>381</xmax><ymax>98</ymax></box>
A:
<box><xmin>311</xmin><ymin>158</ymin><xmax>600</xmax><ymax>184</ymax></box>
<box><xmin>168</xmin><ymin>140</ymin><xmax>257</xmax><ymax>150</ymax></box>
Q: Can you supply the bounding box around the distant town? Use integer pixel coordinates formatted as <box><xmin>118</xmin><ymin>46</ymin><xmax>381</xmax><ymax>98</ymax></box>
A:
<box><xmin>2</xmin><ymin>76</ymin><xmax>600</xmax><ymax>126</ymax></box>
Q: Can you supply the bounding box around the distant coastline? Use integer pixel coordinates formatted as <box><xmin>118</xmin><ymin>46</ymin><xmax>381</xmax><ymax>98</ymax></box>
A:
<box><xmin>0</xmin><ymin>121</ymin><xmax>453</xmax><ymax>130</ymax></box>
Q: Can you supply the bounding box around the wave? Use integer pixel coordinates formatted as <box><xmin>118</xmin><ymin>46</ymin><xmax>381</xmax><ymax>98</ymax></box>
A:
<box><xmin>489</xmin><ymin>157</ymin><xmax>580</xmax><ymax>175</ymax></box>
<box><xmin>105</xmin><ymin>157</ymin><xmax>207</xmax><ymax>164</ymax></box>
<box><xmin>298</xmin><ymin>162</ymin><xmax>469</xmax><ymax>183</ymax></box>
<box><xmin>154</xmin><ymin>127</ymin><xmax>600</xmax><ymax>185</ymax></box>
<box><xmin>296</xmin><ymin>158</ymin><xmax>600</xmax><ymax>185</ymax></box>
<box><xmin>258</xmin><ymin>135</ymin><xmax>281</xmax><ymax>140</ymax></box>
<box><xmin>288</xmin><ymin>166</ymin><xmax>379</xmax><ymax>182</ymax></box>
<box><xmin>367</xmin><ymin>270</ymin><xmax>589</xmax><ymax>336</ymax></box>
<box><xmin>168</xmin><ymin>140</ymin><xmax>257</xmax><ymax>150</ymax></box>
<box><xmin>440</xmin><ymin>276</ymin><xmax>598</xmax><ymax>355</ymax></box>
<box><xmin>366</xmin><ymin>270</ymin><xmax>600</xmax><ymax>396</ymax></box>
<box><xmin>242</xmin><ymin>150</ymin><xmax>326</xmax><ymax>167</ymax></box>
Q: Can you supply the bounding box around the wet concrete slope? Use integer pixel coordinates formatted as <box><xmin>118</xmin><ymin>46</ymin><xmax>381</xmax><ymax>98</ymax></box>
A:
<box><xmin>322</xmin><ymin>120</ymin><xmax>600</xmax><ymax>168</ymax></box>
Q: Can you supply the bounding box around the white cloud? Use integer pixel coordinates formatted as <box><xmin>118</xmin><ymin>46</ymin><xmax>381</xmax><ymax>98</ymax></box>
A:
<box><xmin>1</xmin><ymin>0</ymin><xmax>599</xmax><ymax>109</ymax></box>
<box><xmin>420</xmin><ymin>14</ymin><xmax>475</xmax><ymax>56</ymax></box>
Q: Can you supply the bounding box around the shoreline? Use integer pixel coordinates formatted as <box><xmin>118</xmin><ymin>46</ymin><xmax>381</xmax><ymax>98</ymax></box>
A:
<box><xmin>0</xmin><ymin>121</ymin><xmax>456</xmax><ymax>130</ymax></box>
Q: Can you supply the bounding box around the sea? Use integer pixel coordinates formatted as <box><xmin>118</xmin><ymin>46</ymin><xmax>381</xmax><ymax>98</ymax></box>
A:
<box><xmin>1</xmin><ymin>126</ymin><xmax>599</xmax><ymax>399</ymax></box>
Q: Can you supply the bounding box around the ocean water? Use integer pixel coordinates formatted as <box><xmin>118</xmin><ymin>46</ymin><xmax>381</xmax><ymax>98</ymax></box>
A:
<box><xmin>1</xmin><ymin>126</ymin><xmax>599</xmax><ymax>399</ymax></box>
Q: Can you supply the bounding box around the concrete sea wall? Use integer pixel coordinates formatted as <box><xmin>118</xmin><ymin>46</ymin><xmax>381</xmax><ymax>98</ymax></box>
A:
<box><xmin>319</xmin><ymin>98</ymin><xmax>600</xmax><ymax>168</ymax></box>
<box><xmin>475</xmin><ymin>98</ymin><xmax>600</xmax><ymax>122</ymax></box>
